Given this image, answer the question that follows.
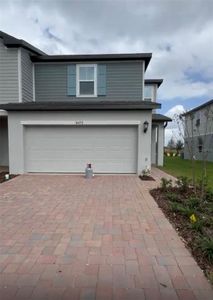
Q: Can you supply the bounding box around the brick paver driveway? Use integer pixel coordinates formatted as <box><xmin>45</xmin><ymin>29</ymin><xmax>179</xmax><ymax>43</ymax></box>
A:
<box><xmin>0</xmin><ymin>175</ymin><xmax>212</xmax><ymax>300</ymax></box>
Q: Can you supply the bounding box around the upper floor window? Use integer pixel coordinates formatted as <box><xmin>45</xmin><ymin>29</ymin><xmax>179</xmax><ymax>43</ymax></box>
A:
<box><xmin>144</xmin><ymin>84</ymin><xmax>154</xmax><ymax>101</ymax></box>
<box><xmin>77</xmin><ymin>64</ymin><xmax>97</xmax><ymax>97</ymax></box>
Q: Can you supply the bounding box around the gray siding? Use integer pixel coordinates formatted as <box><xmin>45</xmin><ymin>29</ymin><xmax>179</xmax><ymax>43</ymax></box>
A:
<box><xmin>0</xmin><ymin>38</ymin><xmax>19</xmax><ymax>103</ymax></box>
<box><xmin>35</xmin><ymin>62</ymin><xmax>143</xmax><ymax>102</ymax></box>
<box><xmin>21</xmin><ymin>49</ymin><xmax>33</xmax><ymax>102</ymax></box>
<box><xmin>184</xmin><ymin>134</ymin><xmax>213</xmax><ymax>162</ymax></box>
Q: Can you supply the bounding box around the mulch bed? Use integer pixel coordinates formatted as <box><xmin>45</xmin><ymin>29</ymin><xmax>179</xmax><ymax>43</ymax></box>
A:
<box><xmin>0</xmin><ymin>172</ymin><xmax>18</xmax><ymax>184</ymax></box>
<box><xmin>150</xmin><ymin>187</ymin><xmax>213</xmax><ymax>283</ymax></box>
<box><xmin>139</xmin><ymin>175</ymin><xmax>155</xmax><ymax>181</ymax></box>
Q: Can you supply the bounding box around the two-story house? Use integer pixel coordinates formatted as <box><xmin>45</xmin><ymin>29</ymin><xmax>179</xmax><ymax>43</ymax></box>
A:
<box><xmin>184</xmin><ymin>99</ymin><xmax>213</xmax><ymax>162</ymax></box>
<box><xmin>0</xmin><ymin>31</ymin><xmax>171</xmax><ymax>174</ymax></box>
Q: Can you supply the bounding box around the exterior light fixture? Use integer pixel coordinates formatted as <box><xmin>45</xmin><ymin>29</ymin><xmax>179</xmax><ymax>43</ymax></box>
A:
<box><xmin>143</xmin><ymin>121</ymin><xmax>149</xmax><ymax>133</ymax></box>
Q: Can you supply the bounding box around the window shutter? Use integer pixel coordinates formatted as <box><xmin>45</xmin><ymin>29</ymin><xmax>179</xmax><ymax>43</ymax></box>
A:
<box><xmin>97</xmin><ymin>64</ymin><xmax>106</xmax><ymax>96</ymax></box>
<box><xmin>67</xmin><ymin>65</ymin><xmax>76</xmax><ymax>96</ymax></box>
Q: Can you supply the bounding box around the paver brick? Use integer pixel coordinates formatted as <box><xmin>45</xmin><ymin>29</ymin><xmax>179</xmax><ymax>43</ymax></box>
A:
<box><xmin>0</xmin><ymin>174</ymin><xmax>212</xmax><ymax>299</ymax></box>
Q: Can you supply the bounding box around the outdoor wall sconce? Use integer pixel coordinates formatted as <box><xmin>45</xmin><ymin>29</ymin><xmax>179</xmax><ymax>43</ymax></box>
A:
<box><xmin>143</xmin><ymin>121</ymin><xmax>149</xmax><ymax>133</ymax></box>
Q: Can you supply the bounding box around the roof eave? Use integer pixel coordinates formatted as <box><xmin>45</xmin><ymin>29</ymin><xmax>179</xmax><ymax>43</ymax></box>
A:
<box><xmin>183</xmin><ymin>99</ymin><xmax>213</xmax><ymax>116</ymax></box>
<box><xmin>0</xmin><ymin>101</ymin><xmax>161</xmax><ymax>112</ymax></box>
<box><xmin>31</xmin><ymin>53</ymin><xmax>152</xmax><ymax>69</ymax></box>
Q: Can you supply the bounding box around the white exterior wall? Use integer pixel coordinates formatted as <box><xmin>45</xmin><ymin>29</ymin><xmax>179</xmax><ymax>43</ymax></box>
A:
<box><xmin>8</xmin><ymin>110</ymin><xmax>152</xmax><ymax>174</ymax></box>
<box><xmin>157</xmin><ymin>123</ymin><xmax>164</xmax><ymax>166</ymax></box>
<box><xmin>151</xmin><ymin>126</ymin><xmax>157</xmax><ymax>164</ymax></box>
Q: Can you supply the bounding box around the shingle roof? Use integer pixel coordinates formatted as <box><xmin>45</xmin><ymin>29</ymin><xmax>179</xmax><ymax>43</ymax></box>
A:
<box><xmin>183</xmin><ymin>99</ymin><xmax>213</xmax><ymax>115</ymax></box>
<box><xmin>0</xmin><ymin>31</ymin><xmax>46</xmax><ymax>55</ymax></box>
<box><xmin>31</xmin><ymin>53</ymin><xmax>152</xmax><ymax>70</ymax></box>
<box><xmin>152</xmin><ymin>113</ymin><xmax>172</xmax><ymax>122</ymax></box>
<box><xmin>145</xmin><ymin>79</ymin><xmax>163</xmax><ymax>87</ymax></box>
<box><xmin>0</xmin><ymin>101</ymin><xmax>160</xmax><ymax>111</ymax></box>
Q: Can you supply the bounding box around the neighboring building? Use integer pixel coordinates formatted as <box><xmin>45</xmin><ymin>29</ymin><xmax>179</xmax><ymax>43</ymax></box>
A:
<box><xmin>0</xmin><ymin>31</ymin><xmax>171</xmax><ymax>174</ymax></box>
<box><xmin>184</xmin><ymin>99</ymin><xmax>213</xmax><ymax>162</ymax></box>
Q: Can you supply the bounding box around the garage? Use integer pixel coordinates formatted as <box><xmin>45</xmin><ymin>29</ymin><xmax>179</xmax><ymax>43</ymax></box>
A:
<box><xmin>24</xmin><ymin>125</ymin><xmax>138</xmax><ymax>173</ymax></box>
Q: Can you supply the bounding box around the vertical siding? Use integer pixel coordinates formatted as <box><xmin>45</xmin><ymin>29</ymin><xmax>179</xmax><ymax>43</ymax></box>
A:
<box><xmin>35</xmin><ymin>61</ymin><xmax>143</xmax><ymax>102</ymax></box>
<box><xmin>21</xmin><ymin>49</ymin><xmax>33</xmax><ymax>102</ymax></box>
<box><xmin>0</xmin><ymin>38</ymin><xmax>19</xmax><ymax>103</ymax></box>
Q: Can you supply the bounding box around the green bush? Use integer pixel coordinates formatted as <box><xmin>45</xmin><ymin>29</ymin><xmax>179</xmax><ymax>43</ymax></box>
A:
<box><xmin>166</xmin><ymin>192</ymin><xmax>180</xmax><ymax>202</ymax></box>
<box><xmin>170</xmin><ymin>202</ymin><xmax>194</xmax><ymax>217</ymax></box>
<box><xmin>160</xmin><ymin>177</ymin><xmax>172</xmax><ymax>191</ymax></box>
<box><xmin>176</xmin><ymin>176</ymin><xmax>191</xmax><ymax>192</ymax></box>
<box><xmin>187</xmin><ymin>196</ymin><xmax>200</xmax><ymax>209</ymax></box>
<box><xmin>205</xmin><ymin>188</ymin><xmax>213</xmax><ymax>202</ymax></box>
<box><xmin>197</xmin><ymin>237</ymin><xmax>213</xmax><ymax>263</ymax></box>
<box><xmin>190</xmin><ymin>218</ymin><xmax>205</xmax><ymax>233</ymax></box>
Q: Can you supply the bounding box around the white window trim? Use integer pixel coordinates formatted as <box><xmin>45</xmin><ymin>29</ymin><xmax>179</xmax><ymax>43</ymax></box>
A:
<box><xmin>76</xmin><ymin>64</ymin><xmax>97</xmax><ymax>97</ymax></box>
<box><xmin>144</xmin><ymin>84</ymin><xmax>154</xmax><ymax>101</ymax></box>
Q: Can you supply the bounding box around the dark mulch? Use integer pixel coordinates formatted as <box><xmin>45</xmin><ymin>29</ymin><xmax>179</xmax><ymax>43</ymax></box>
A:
<box><xmin>139</xmin><ymin>175</ymin><xmax>155</xmax><ymax>181</ymax></box>
<box><xmin>0</xmin><ymin>172</ymin><xmax>18</xmax><ymax>184</ymax></box>
<box><xmin>150</xmin><ymin>187</ymin><xmax>213</xmax><ymax>283</ymax></box>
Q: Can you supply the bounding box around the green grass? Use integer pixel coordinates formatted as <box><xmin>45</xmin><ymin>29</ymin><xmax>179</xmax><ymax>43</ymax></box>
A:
<box><xmin>159</xmin><ymin>156</ymin><xmax>213</xmax><ymax>187</ymax></box>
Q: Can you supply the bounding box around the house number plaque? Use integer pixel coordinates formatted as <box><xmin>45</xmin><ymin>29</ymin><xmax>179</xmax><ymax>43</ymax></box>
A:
<box><xmin>75</xmin><ymin>120</ymin><xmax>84</xmax><ymax>125</ymax></box>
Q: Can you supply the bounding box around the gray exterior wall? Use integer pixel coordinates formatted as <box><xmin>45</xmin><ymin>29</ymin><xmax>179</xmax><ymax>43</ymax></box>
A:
<box><xmin>185</xmin><ymin>103</ymin><xmax>213</xmax><ymax>137</ymax></box>
<box><xmin>7</xmin><ymin>110</ymin><xmax>151</xmax><ymax>174</ymax></box>
<box><xmin>184</xmin><ymin>134</ymin><xmax>213</xmax><ymax>162</ymax></box>
<box><xmin>21</xmin><ymin>49</ymin><xmax>33</xmax><ymax>102</ymax></box>
<box><xmin>184</xmin><ymin>103</ymin><xmax>213</xmax><ymax>162</ymax></box>
<box><xmin>35</xmin><ymin>61</ymin><xmax>144</xmax><ymax>102</ymax></box>
<box><xmin>0</xmin><ymin>117</ymin><xmax>9</xmax><ymax>166</ymax></box>
<box><xmin>0</xmin><ymin>38</ymin><xmax>19</xmax><ymax>104</ymax></box>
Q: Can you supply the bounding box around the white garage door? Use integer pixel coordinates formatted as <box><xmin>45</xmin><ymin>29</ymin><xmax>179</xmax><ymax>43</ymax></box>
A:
<box><xmin>24</xmin><ymin>125</ymin><xmax>138</xmax><ymax>173</ymax></box>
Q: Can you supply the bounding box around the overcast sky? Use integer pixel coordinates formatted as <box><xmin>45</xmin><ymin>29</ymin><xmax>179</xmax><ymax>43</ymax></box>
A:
<box><xmin>0</xmin><ymin>0</ymin><xmax>213</xmax><ymax>143</ymax></box>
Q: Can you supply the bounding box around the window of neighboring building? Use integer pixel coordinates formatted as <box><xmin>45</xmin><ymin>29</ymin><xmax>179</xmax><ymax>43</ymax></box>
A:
<box><xmin>197</xmin><ymin>136</ymin><xmax>203</xmax><ymax>153</ymax></box>
<box><xmin>144</xmin><ymin>84</ymin><xmax>154</xmax><ymax>101</ymax></box>
<box><xmin>77</xmin><ymin>64</ymin><xmax>97</xmax><ymax>97</ymax></box>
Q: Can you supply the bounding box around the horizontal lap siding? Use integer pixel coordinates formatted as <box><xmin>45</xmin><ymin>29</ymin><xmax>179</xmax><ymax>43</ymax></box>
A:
<box><xmin>21</xmin><ymin>49</ymin><xmax>33</xmax><ymax>102</ymax></box>
<box><xmin>35</xmin><ymin>62</ymin><xmax>143</xmax><ymax>102</ymax></box>
<box><xmin>184</xmin><ymin>134</ymin><xmax>213</xmax><ymax>161</ymax></box>
<box><xmin>0</xmin><ymin>39</ymin><xmax>19</xmax><ymax>103</ymax></box>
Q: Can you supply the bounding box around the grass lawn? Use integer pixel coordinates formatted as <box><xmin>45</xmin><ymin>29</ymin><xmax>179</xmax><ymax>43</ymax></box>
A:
<box><xmin>159</xmin><ymin>156</ymin><xmax>213</xmax><ymax>187</ymax></box>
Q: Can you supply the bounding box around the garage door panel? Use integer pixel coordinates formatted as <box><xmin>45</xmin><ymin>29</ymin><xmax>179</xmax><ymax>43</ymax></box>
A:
<box><xmin>24</xmin><ymin>125</ymin><xmax>137</xmax><ymax>173</ymax></box>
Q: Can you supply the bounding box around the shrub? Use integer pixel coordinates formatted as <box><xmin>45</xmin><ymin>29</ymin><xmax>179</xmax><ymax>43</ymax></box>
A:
<box><xmin>166</xmin><ymin>192</ymin><xmax>180</xmax><ymax>202</ymax></box>
<box><xmin>170</xmin><ymin>202</ymin><xmax>194</xmax><ymax>217</ymax></box>
<box><xmin>190</xmin><ymin>218</ymin><xmax>205</xmax><ymax>233</ymax></box>
<box><xmin>176</xmin><ymin>176</ymin><xmax>191</xmax><ymax>192</ymax></box>
<box><xmin>205</xmin><ymin>188</ymin><xmax>213</xmax><ymax>202</ymax></box>
<box><xmin>160</xmin><ymin>177</ymin><xmax>172</xmax><ymax>191</ymax></box>
<box><xmin>197</xmin><ymin>237</ymin><xmax>213</xmax><ymax>263</ymax></box>
<box><xmin>187</xmin><ymin>196</ymin><xmax>200</xmax><ymax>209</ymax></box>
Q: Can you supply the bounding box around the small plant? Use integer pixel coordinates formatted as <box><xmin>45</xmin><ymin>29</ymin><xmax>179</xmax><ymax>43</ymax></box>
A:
<box><xmin>170</xmin><ymin>202</ymin><xmax>194</xmax><ymax>217</ymax></box>
<box><xmin>197</xmin><ymin>237</ymin><xmax>213</xmax><ymax>263</ymax></box>
<box><xmin>166</xmin><ymin>192</ymin><xmax>180</xmax><ymax>202</ymax></box>
<box><xmin>141</xmin><ymin>167</ymin><xmax>150</xmax><ymax>177</ymax></box>
<box><xmin>160</xmin><ymin>177</ymin><xmax>172</xmax><ymax>191</ymax></box>
<box><xmin>187</xmin><ymin>196</ymin><xmax>200</xmax><ymax>209</ymax></box>
<box><xmin>176</xmin><ymin>176</ymin><xmax>191</xmax><ymax>192</ymax></box>
<box><xmin>205</xmin><ymin>188</ymin><xmax>213</xmax><ymax>202</ymax></box>
<box><xmin>190</xmin><ymin>218</ymin><xmax>205</xmax><ymax>233</ymax></box>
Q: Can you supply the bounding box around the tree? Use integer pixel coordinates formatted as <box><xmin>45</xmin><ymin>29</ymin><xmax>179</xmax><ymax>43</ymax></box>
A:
<box><xmin>167</xmin><ymin>137</ymin><xmax>176</xmax><ymax>149</ymax></box>
<box><xmin>175</xmin><ymin>104</ymin><xmax>213</xmax><ymax>197</ymax></box>
<box><xmin>176</xmin><ymin>139</ymin><xmax>183</xmax><ymax>155</ymax></box>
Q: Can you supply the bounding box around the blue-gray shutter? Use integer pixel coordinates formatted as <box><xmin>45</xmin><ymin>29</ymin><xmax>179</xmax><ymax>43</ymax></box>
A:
<box><xmin>67</xmin><ymin>65</ymin><xmax>76</xmax><ymax>96</ymax></box>
<box><xmin>97</xmin><ymin>64</ymin><xmax>106</xmax><ymax>96</ymax></box>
